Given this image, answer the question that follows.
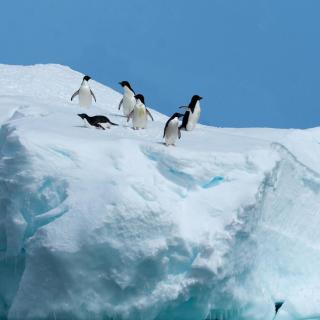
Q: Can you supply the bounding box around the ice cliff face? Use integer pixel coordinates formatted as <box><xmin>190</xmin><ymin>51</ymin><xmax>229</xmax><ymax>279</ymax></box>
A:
<box><xmin>0</xmin><ymin>64</ymin><xmax>320</xmax><ymax>320</ymax></box>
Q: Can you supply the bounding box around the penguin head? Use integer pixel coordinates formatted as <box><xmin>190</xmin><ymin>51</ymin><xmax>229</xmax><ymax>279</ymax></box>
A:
<box><xmin>191</xmin><ymin>95</ymin><xmax>203</xmax><ymax>103</ymax></box>
<box><xmin>172</xmin><ymin>112</ymin><xmax>184</xmax><ymax>119</ymax></box>
<box><xmin>83</xmin><ymin>75</ymin><xmax>91</xmax><ymax>81</ymax></box>
<box><xmin>189</xmin><ymin>95</ymin><xmax>203</xmax><ymax>110</ymax></box>
<box><xmin>134</xmin><ymin>94</ymin><xmax>145</xmax><ymax>105</ymax></box>
<box><xmin>119</xmin><ymin>81</ymin><xmax>134</xmax><ymax>92</ymax></box>
<box><xmin>78</xmin><ymin>113</ymin><xmax>88</xmax><ymax>120</ymax></box>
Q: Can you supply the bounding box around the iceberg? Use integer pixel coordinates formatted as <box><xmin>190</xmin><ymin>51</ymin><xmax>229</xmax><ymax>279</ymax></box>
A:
<box><xmin>0</xmin><ymin>64</ymin><xmax>320</xmax><ymax>319</ymax></box>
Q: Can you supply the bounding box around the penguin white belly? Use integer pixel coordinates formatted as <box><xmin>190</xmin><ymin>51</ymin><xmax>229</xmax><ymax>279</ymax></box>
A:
<box><xmin>79</xmin><ymin>86</ymin><xmax>92</xmax><ymax>108</ymax></box>
<box><xmin>82</xmin><ymin>119</ymin><xmax>91</xmax><ymax>128</ymax></box>
<box><xmin>123</xmin><ymin>95</ymin><xmax>135</xmax><ymax>116</ymax></box>
<box><xmin>99</xmin><ymin>122</ymin><xmax>110</xmax><ymax>129</ymax></box>
<box><xmin>133</xmin><ymin>107</ymin><xmax>147</xmax><ymax>129</ymax></box>
<box><xmin>186</xmin><ymin>118</ymin><xmax>195</xmax><ymax>131</ymax></box>
<box><xmin>187</xmin><ymin>105</ymin><xmax>201</xmax><ymax>131</ymax></box>
<box><xmin>165</xmin><ymin>120</ymin><xmax>179</xmax><ymax>145</ymax></box>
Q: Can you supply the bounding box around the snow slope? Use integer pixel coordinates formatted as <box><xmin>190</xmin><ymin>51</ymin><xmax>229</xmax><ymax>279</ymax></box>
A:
<box><xmin>1</xmin><ymin>64</ymin><xmax>320</xmax><ymax>320</ymax></box>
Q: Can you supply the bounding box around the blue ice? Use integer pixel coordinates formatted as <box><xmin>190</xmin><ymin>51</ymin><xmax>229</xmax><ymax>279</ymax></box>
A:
<box><xmin>202</xmin><ymin>176</ymin><xmax>224</xmax><ymax>189</ymax></box>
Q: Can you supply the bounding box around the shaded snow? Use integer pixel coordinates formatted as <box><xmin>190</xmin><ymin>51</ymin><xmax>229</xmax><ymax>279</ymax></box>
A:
<box><xmin>0</xmin><ymin>64</ymin><xmax>320</xmax><ymax>319</ymax></box>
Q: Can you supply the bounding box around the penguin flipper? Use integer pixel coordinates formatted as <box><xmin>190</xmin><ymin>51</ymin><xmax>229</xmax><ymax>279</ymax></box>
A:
<box><xmin>95</xmin><ymin>123</ymin><xmax>105</xmax><ymax>130</ymax></box>
<box><xmin>146</xmin><ymin>109</ymin><xmax>154</xmax><ymax>121</ymax></box>
<box><xmin>71</xmin><ymin>90</ymin><xmax>79</xmax><ymax>101</ymax></box>
<box><xmin>178</xmin><ymin>128</ymin><xmax>181</xmax><ymax>139</ymax></box>
<box><xmin>118</xmin><ymin>98</ymin><xmax>123</xmax><ymax>110</ymax></box>
<box><xmin>127</xmin><ymin>110</ymin><xmax>134</xmax><ymax>122</ymax></box>
<box><xmin>163</xmin><ymin>119</ymin><xmax>170</xmax><ymax>138</ymax></box>
<box><xmin>90</xmin><ymin>90</ymin><xmax>97</xmax><ymax>102</ymax></box>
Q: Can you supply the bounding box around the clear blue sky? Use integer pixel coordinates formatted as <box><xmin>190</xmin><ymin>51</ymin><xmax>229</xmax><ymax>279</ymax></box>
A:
<box><xmin>1</xmin><ymin>0</ymin><xmax>320</xmax><ymax>128</ymax></box>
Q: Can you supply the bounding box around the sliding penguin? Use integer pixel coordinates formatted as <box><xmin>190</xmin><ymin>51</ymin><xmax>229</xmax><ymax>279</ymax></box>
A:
<box><xmin>78</xmin><ymin>113</ymin><xmax>118</xmax><ymax>130</ymax></box>
<box><xmin>163</xmin><ymin>113</ymin><xmax>184</xmax><ymax>146</ymax></box>
<box><xmin>179</xmin><ymin>95</ymin><xmax>202</xmax><ymax>131</ymax></box>
<box><xmin>127</xmin><ymin>94</ymin><xmax>154</xmax><ymax>129</ymax></box>
<box><xmin>71</xmin><ymin>76</ymin><xmax>96</xmax><ymax>108</ymax></box>
<box><xmin>118</xmin><ymin>81</ymin><xmax>136</xmax><ymax>116</ymax></box>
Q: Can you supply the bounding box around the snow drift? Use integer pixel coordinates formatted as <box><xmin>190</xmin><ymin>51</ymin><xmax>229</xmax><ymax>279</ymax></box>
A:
<box><xmin>0</xmin><ymin>64</ymin><xmax>320</xmax><ymax>320</ymax></box>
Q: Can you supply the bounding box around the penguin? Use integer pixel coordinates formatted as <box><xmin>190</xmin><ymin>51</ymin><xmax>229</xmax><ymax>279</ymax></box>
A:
<box><xmin>179</xmin><ymin>95</ymin><xmax>202</xmax><ymax>131</ymax></box>
<box><xmin>71</xmin><ymin>75</ymin><xmax>96</xmax><ymax>108</ymax></box>
<box><xmin>77</xmin><ymin>113</ymin><xmax>118</xmax><ymax>130</ymax></box>
<box><xmin>118</xmin><ymin>81</ymin><xmax>136</xmax><ymax>116</ymax></box>
<box><xmin>127</xmin><ymin>94</ymin><xmax>154</xmax><ymax>129</ymax></box>
<box><xmin>163</xmin><ymin>113</ymin><xmax>184</xmax><ymax>146</ymax></box>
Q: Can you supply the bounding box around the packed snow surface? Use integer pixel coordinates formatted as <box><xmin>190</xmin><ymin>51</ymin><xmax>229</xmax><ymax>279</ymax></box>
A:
<box><xmin>1</xmin><ymin>64</ymin><xmax>320</xmax><ymax>320</ymax></box>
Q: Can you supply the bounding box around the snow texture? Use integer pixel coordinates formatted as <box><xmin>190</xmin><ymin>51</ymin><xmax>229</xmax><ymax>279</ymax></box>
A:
<box><xmin>0</xmin><ymin>64</ymin><xmax>320</xmax><ymax>320</ymax></box>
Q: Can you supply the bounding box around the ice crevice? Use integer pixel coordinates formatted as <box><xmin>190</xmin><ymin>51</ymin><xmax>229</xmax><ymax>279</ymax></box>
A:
<box><xmin>184</xmin><ymin>142</ymin><xmax>320</xmax><ymax>319</ymax></box>
<box><xmin>141</xmin><ymin>146</ymin><xmax>226</xmax><ymax>192</ymax></box>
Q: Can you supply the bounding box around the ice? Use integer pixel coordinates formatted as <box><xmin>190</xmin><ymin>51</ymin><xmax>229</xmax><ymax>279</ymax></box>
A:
<box><xmin>0</xmin><ymin>64</ymin><xmax>320</xmax><ymax>319</ymax></box>
<box><xmin>202</xmin><ymin>176</ymin><xmax>224</xmax><ymax>189</ymax></box>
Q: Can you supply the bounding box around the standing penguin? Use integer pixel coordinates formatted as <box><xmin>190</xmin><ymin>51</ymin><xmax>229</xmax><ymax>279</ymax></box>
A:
<box><xmin>71</xmin><ymin>75</ymin><xmax>96</xmax><ymax>108</ymax></box>
<box><xmin>118</xmin><ymin>81</ymin><xmax>136</xmax><ymax>116</ymax></box>
<box><xmin>127</xmin><ymin>94</ymin><xmax>154</xmax><ymax>129</ymax></box>
<box><xmin>179</xmin><ymin>95</ymin><xmax>202</xmax><ymax>131</ymax></box>
<box><xmin>163</xmin><ymin>113</ymin><xmax>184</xmax><ymax>146</ymax></box>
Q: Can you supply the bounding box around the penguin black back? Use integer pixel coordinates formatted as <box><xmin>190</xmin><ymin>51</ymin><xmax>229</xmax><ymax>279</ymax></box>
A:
<box><xmin>77</xmin><ymin>113</ymin><xmax>118</xmax><ymax>129</ymax></box>
<box><xmin>179</xmin><ymin>111</ymin><xmax>190</xmax><ymax>130</ymax></box>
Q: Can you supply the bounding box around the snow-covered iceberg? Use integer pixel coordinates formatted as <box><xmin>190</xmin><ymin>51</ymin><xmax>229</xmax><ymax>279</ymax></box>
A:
<box><xmin>1</xmin><ymin>64</ymin><xmax>320</xmax><ymax>320</ymax></box>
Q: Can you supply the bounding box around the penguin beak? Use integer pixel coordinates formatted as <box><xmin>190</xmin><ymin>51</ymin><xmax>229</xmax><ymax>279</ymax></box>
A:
<box><xmin>118</xmin><ymin>81</ymin><xmax>122</xmax><ymax>86</ymax></box>
<box><xmin>199</xmin><ymin>96</ymin><xmax>203</xmax><ymax>100</ymax></box>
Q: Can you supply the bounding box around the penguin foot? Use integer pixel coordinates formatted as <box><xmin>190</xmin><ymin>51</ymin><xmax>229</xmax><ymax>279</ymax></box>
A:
<box><xmin>95</xmin><ymin>124</ymin><xmax>105</xmax><ymax>130</ymax></box>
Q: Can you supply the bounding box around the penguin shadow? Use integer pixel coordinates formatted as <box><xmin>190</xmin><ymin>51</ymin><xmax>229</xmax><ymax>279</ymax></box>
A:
<box><xmin>156</xmin><ymin>141</ymin><xmax>176</xmax><ymax>147</ymax></box>
<box><xmin>118</xmin><ymin>124</ymin><xmax>133</xmax><ymax>129</ymax></box>
<box><xmin>72</xmin><ymin>125</ymin><xmax>111</xmax><ymax>131</ymax></box>
<box><xmin>108</xmin><ymin>113</ymin><xmax>127</xmax><ymax>118</ymax></box>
